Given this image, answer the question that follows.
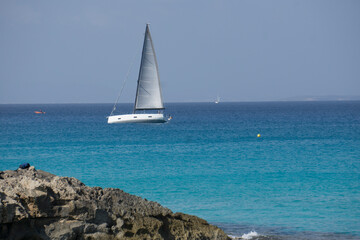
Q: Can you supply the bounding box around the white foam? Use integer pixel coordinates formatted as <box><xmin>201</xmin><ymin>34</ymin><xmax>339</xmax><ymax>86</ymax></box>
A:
<box><xmin>228</xmin><ymin>231</ymin><xmax>260</xmax><ymax>240</ymax></box>
<box><xmin>241</xmin><ymin>231</ymin><xmax>259</xmax><ymax>239</ymax></box>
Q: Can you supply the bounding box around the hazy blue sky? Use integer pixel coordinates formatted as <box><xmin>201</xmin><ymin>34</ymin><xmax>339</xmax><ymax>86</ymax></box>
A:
<box><xmin>1</xmin><ymin>0</ymin><xmax>359</xmax><ymax>103</ymax></box>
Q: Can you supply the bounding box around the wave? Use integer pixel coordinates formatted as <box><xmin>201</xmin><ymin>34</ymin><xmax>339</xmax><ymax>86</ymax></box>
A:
<box><xmin>229</xmin><ymin>231</ymin><xmax>260</xmax><ymax>240</ymax></box>
<box><xmin>241</xmin><ymin>231</ymin><xmax>260</xmax><ymax>239</ymax></box>
<box><xmin>218</xmin><ymin>222</ymin><xmax>360</xmax><ymax>240</ymax></box>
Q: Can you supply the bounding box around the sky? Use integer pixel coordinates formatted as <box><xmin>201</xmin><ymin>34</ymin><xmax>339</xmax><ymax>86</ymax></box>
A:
<box><xmin>0</xmin><ymin>0</ymin><xmax>359</xmax><ymax>103</ymax></box>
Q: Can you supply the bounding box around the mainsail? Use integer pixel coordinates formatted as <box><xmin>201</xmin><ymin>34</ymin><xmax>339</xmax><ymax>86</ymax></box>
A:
<box><xmin>134</xmin><ymin>24</ymin><xmax>164</xmax><ymax>111</ymax></box>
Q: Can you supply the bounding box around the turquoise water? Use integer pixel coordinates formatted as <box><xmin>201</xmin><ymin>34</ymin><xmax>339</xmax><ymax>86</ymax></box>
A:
<box><xmin>1</xmin><ymin>102</ymin><xmax>359</xmax><ymax>239</ymax></box>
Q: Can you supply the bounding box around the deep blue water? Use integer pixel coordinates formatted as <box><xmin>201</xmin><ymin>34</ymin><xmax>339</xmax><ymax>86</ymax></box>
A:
<box><xmin>1</xmin><ymin>102</ymin><xmax>359</xmax><ymax>239</ymax></box>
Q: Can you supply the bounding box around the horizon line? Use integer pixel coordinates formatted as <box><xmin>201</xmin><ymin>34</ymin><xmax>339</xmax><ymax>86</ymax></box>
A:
<box><xmin>1</xmin><ymin>99</ymin><xmax>360</xmax><ymax>105</ymax></box>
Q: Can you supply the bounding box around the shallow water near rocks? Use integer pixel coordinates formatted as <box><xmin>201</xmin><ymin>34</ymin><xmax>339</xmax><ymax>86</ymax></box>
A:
<box><xmin>1</xmin><ymin>102</ymin><xmax>359</xmax><ymax>239</ymax></box>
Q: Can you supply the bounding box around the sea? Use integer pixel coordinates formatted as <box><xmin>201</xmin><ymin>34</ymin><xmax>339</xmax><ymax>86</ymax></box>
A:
<box><xmin>1</xmin><ymin>102</ymin><xmax>359</xmax><ymax>240</ymax></box>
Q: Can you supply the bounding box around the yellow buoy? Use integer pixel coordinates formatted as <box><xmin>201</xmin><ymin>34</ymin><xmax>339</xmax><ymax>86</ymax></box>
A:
<box><xmin>257</xmin><ymin>134</ymin><xmax>261</xmax><ymax>138</ymax></box>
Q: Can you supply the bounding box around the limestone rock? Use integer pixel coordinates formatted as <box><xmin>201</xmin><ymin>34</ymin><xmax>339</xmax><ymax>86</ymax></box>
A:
<box><xmin>0</xmin><ymin>167</ymin><xmax>230</xmax><ymax>240</ymax></box>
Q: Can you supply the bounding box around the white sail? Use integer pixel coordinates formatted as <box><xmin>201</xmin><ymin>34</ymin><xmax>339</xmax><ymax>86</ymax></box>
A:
<box><xmin>134</xmin><ymin>24</ymin><xmax>164</xmax><ymax>110</ymax></box>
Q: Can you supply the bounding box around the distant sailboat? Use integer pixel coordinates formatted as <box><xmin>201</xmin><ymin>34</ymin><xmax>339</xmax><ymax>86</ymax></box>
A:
<box><xmin>215</xmin><ymin>95</ymin><xmax>220</xmax><ymax>104</ymax></box>
<box><xmin>107</xmin><ymin>24</ymin><xmax>167</xmax><ymax>124</ymax></box>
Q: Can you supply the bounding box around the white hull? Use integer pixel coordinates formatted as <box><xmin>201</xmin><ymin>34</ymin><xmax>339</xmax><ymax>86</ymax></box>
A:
<box><xmin>107</xmin><ymin>113</ymin><xmax>166</xmax><ymax>124</ymax></box>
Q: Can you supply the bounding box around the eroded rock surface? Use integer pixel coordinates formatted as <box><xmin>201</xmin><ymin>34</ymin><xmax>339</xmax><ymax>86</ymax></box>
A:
<box><xmin>0</xmin><ymin>167</ymin><xmax>230</xmax><ymax>240</ymax></box>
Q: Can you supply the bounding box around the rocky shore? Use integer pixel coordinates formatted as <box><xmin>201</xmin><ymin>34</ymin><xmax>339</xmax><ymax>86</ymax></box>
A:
<box><xmin>0</xmin><ymin>167</ymin><xmax>230</xmax><ymax>240</ymax></box>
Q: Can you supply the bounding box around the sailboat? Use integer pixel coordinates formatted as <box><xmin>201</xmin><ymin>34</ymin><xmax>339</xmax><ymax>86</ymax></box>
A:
<box><xmin>107</xmin><ymin>24</ymin><xmax>167</xmax><ymax>124</ymax></box>
<box><xmin>215</xmin><ymin>95</ymin><xmax>220</xmax><ymax>104</ymax></box>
